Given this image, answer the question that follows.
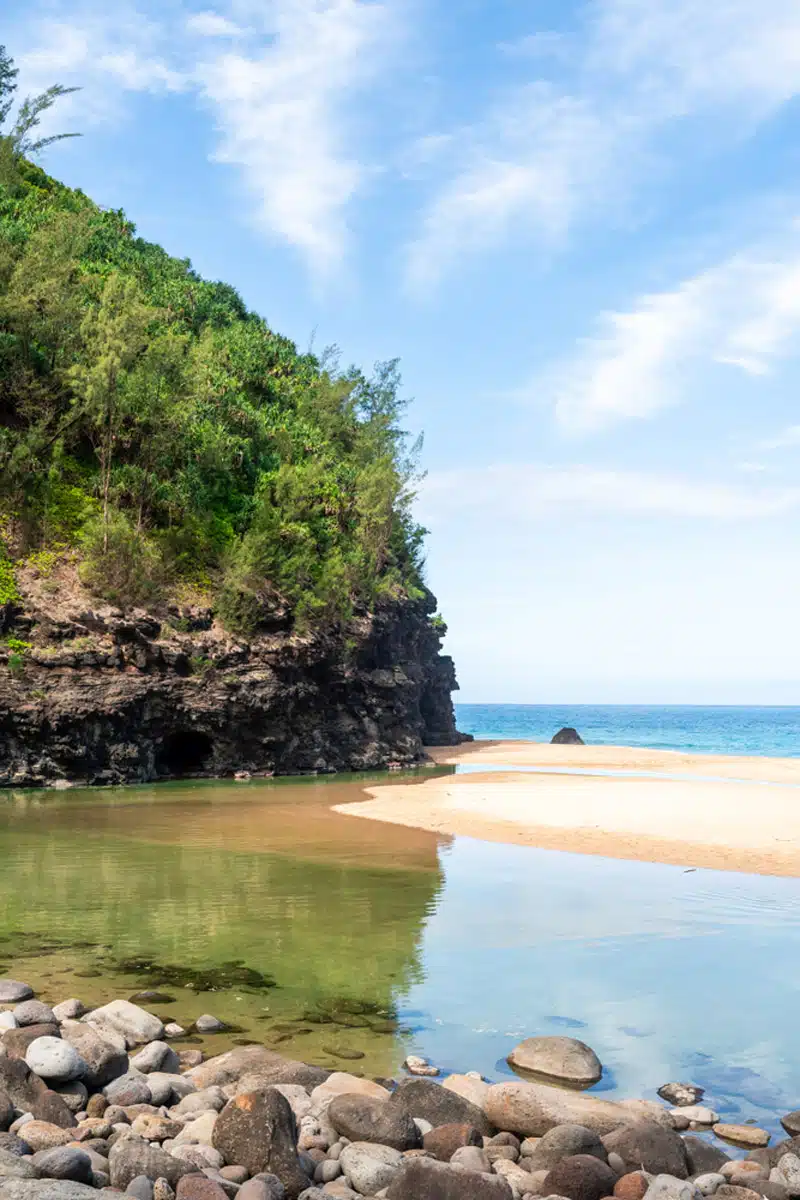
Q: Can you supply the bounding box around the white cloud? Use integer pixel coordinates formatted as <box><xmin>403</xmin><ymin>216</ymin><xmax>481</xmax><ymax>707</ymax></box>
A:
<box><xmin>536</xmin><ymin>226</ymin><xmax>800</xmax><ymax>431</ymax></box>
<box><xmin>420</xmin><ymin>464</ymin><xmax>800</xmax><ymax>523</ymax></box>
<box><xmin>186</xmin><ymin>12</ymin><xmax>244</xmax><ymax>38</ymax></box>
<box><xmin>756</xmin><ymin>424</ymin><xmax>800</xmax><ymax>452</ymax></box>
<box><xmin>408</xmin><ymin>0</ymin><xmax>800</xmax><ymax>286</ymax></box>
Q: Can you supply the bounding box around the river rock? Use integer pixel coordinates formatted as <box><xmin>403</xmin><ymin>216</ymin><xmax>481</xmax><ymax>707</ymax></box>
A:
<box><xmin>643</xmin><ymin>1177</ymin><xmax>701</xmax><ymax>1200</ymax></box>
<box><xmin>173</xmin><ymin>1109</ymin><xmax>217</xmax><ymax>1145</ymax></box>
<box><xmin>131</xmin><ymin>1042</ymin><xmax>181</xmax><ymax>1075</ymax></box>
<box><xmin>670</xmin><ymin>1106</ymin><xmax>718</xmax><ymax>1126</ymax></box>
<box><xmin>552</xmin><ymin>728</ymin><xmax>585</xmax><ymax>745</ymax></box>
<box><xmin>543</xmin><ymin>1154</ymin><xmax>617</xmax><ymax>1200</ymax></box>
<box><xmin>339</xmin><ymin>1142</ymin><xmax>404</xmax><ymax>1193</ymax></box>
<box><xmin>131</xmin><ymin>1114</ymin><xmax>183</xmax><ymax>1142</ymax></box>
<box><xmin>0</xmin><ymin>1148</ymin><xmax>38</xmax><ymax>1179</ymax></box>
<box><xmin>781</xmin><ymin>1116</ymin><xmax>800</xmax><ymax>1139</ymax></box>
<box><xmin>451</xmin><ymin>1145</ymin><xmax>490</xmax><ymax>1172</ymax></box>
<box><xmin>104</xmin><ymin>1072</ymin><xmax>152</xmax><ymax>1106</ymax></box>
<box><xmin>3</xmin><ymin>1024</ymin><xmax>61</xmax><ymax>1059</ymax></box>
<box><xmin>52</xmin><ymin>1081</ymin><xmax>89</xmax><ymax>1114</ymax></box>
<box><xmin>385</xmin><ymin>1156</ymin><xmax>514</xmax><ymax>1198</ymax></box>
<box><xmin>108</xmin><ymin>1137</ymin><xmax>190</xmax><ymax>1189</ymax></box>
<box><xmin>52</xmin><ymin>1001</ymin><xmax>85</xmax><ymax>1024</ymax></box>
<box><xmin>484</xmin><ymin>1081</ymin><xmax>637</xmax><ymax>1138</ymax></box>
<box><xmin>694</xmin><ymin>1176</ymin><xmax>726</xmax><ymax>1197</ymax></box>
<box><xmin>721</xmin><ymin>1164</ymin><xmax>768</xmax><ymax>1184</ymax></box>
<box><xmin>525</xmin><ymin>1123</ymin><xmax>609</xmax><ymax>1171</ymax></box>
<box><xmin>507</xmin><ymin>1037</ymin><xmax>602</xmax><ymax>1088</ymax></box>
<box><xmin>603</xmin><ymin>1122</ymin><xmax>688</xmax><ymax>1178</ymax></box>
<box><xmin>175</xmin><ymin>1178</ymin><xmax>228</xmax><ymax>1200</ymax></box>
<box><xmin>327</xmin><ymin>1094</ymin><xmax>421</xmax><ymax>1151</ymax></box>
<box><xmin>615</xmin><ymin>1173</ymin><xmax>651</xmax><ymax>1200</ymax></box>
<box><xmin>212</xmin><ymin>1090</ymin><xmax>309</xmax><ymax>1197</ymax></box>
<box><xmin>31</xmin><ymin>1146</ymin><xmax>93</xmax><ymax>1183</ymax></box>
<box><xmin>311</xmin><ymin>1073</ymin><xmax>390</xmax><ymax>1106</ymax></box>
<box><xmin>195</xmin><ymin>1015</ymin><xmax>226</xmax><ymax>1034</ymax></box>
<box><xmin>441</xmin><ymin>1073</ymin><xmax>490</xmax><ymax>1110</ymax></box>
<box><xmin>13</xmin><ymin>1002</ymin><xmax>56</xmax><ymax>1029</ymax></box>
<box><xmin>390</xmin><ymin>1078</ymin><xmax>494</xmax><ymax>1136</ymax></box>
<box><xmin>715</xmin><ymin>1127</ymin><xmax>771</xmax><ymax>1150</ymax></box>
<box><xmin>657</xmin><ymin>1085</ymin><xmax>704</xmax><ymax>1108</ymax></box>
<box><xmin>85</xmin><ymin>1000</ymin><xmax>164</xmax><ymax>1049</ymax></box>
<box><xmin>423</xmin><ymin>1122</ymin><xmax>483</xmax><ymax>1161</ymax></box>
<box><xmin>0</xmin><ymin>983</ymin><xmax>33</xmax><ymax>1005</ymax></box>
<box><xmin>771</xmin><ymin>1154</ymin><xmax>800</xmax><ymax>1192</ymax></box>
<box><xmin>187</xmin><ymin>1046</ymin><xmax>292</xmax><ymax>1091</ymax></box>
<box><xmin>238</xmin><ymin>1179</ymin><xmax>286</xmax><ymax>1200</ymax></box>
<box><xmin>25</xmin><ymin>1038</ymin><xmax>86</xmax><ymax>1084</ymax></box>
<box><xmin>14</xmin><ymin>1121</ymin><xmax>74</xmax><ymax>1152</ymax></box>
<box><xmin>126</xmin><ymin>1180</ymin><xmax>156</xmax><ymax>1200</ymax></box>
<box><xmin>173</xmin><ymin>1087</ymin><xmax>227</xmax><ymax>1117</ymax></box>
<box><xmin>59</xmin><ymin>1021</ymin><xmax>128</xmax><ymax>1090</ymax></box>
<box><xmin>683</xmin><ymin>1138</ymin><xmax>729</xmax><ymax>1176</ymax></box>
<box><xmin>404</xmin><ymin>1056</ymin><xmax>440</xmax><ymax>1077</ymax></box>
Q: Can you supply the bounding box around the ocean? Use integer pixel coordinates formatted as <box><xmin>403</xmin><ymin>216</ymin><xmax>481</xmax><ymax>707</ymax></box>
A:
<box><xmin>455</xmin><ymin>703</ymin><xmax>800</xmax><ymax>758</ymax></box>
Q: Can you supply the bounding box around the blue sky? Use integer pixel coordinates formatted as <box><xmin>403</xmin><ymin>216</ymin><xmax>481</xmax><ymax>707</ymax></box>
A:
<box><xmin>8</xmin><ymin>0</ymin><xmax>800</xmax><ymax>703</ymax></box>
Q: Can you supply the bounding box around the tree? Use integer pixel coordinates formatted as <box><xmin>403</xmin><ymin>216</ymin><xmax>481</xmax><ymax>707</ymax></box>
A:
<box><xmin>0</xmin><ymin>44</ymin><xmax>80</xmax><ymax>168</ymax></box>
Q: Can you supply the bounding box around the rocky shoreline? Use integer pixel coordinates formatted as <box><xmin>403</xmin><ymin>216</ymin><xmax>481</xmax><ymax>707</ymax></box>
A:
<box><xmin>1</xmin><ymin>979</ymin><xmax>799</xmax><ymax>1200</ymax></box>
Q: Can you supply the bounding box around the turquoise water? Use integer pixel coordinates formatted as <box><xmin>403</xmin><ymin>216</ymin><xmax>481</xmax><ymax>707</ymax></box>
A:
<box><xmin>456</xmin><ymin>703</ymin><xmax>800</xmax><ymax>757</ymax></box>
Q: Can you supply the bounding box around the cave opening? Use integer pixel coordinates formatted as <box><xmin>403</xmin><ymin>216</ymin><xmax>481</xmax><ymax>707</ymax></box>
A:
<box><xmin>159</xmin><ymin>730</ymin><xmax>214</xmax><ymax>776</ymax></box>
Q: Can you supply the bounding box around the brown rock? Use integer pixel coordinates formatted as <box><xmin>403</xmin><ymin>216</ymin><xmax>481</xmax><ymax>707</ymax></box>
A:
<box><xmin>327</xmin><ymin>1093</ymin><xmax>421</xmax><ymax>1151</ymax></box>
<box><xmin>2</xmin><ymin>1025</ymin><xmax>60</xmax><ymax>1059</ymax></box>
<box><xmin>544</xmin><ymin>1154</ymin><xmax>618</xmax><ymax>1200</ymax></box>
<box><xmin>508</xmin><ymin>1037</ymin><xmax>602</xmax><ymax>1088</ymax></box>
<box><xmin>13</xmin><ymin>1120</ymin><xmax>74</xmax><ymax>1152</ymax></box>
<box><xmin>212</xmin><ymin>1089</ymin><xmax>309</xmax><ymax>1198</ymax></box>
<box><xmin>614</xmin><ymin>1173</ymin><xmax>650</xmax><ymax>1200</ymax></box>
<box><xmin>176</xmin><ymin>1178</ymin><xmax>229</xmax><ymax>1200</ymax></box>
<box><xmin>386</xmin><ymin>1156</ymin><xmax>514</xmax><ymax>1198</ymax></box>
<box><xmin>484</xmin><ymin>1082</ymin><xmax>641</xmax><ymax>1138</ymax></box>
<box><xmin>715</xmin><ymin>1125</ymin><xmax>771</xmax><ymax>1149</ymax></box>
<box><xmin>31</xmin><ymin>1090</ymin><xmax>77</xmax><ymax>1130</ymax></box>
<box><xmin>390</xmin><ymin>1078</ymin><xmax>495</xmax><ymax>1137</ymax></box>
<box><xmin>602</xmin><ymin>1121</ymin><xmax>688</xmax><ymax>1178</ymax></box>
<box><xmin>86</xmin><ymin>1095</ymin><xmax>108</xmax><ymax>1119</ymax></box>
<box><xmin>423</xmin><ymin>1123</ymin><xmax>483</xmax><ymax>1161</ymax></box>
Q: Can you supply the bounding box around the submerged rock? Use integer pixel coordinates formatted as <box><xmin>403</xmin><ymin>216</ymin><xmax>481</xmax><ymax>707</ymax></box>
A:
<box><xmin>507</xmin><ymin>1036</ymin><xmax>602</xmax><ymax>1088</ymax></box>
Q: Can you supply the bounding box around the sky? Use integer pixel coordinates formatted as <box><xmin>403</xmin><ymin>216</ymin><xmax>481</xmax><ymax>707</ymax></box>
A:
<box><xmin>6</xmin><ymin>0</ymin><xmax>800</xmax><ymax>704</ymax></box>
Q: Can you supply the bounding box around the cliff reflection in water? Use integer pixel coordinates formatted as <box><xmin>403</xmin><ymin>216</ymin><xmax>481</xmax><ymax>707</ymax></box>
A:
<box><xmin>0</xmin><ymin>771</ymin><xmax>452</xmax><ymax>1073</ymax></box>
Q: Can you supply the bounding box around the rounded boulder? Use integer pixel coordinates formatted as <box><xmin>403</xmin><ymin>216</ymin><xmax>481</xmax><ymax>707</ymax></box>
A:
<box><xmin>25</xmin><ymin>1038</ymin><xmax>86</xmax><ymax>1084</ymax></box>
<box><xmin>543</xmin><ymin>1154</ymin><xmax>619</xmax><ymax>1200</ymax></box>
<box><xmin>508</xmin><ymin>1036</ymin><xmax>602</xmax><ymax>1087</ymax></box>
<box><xmin>327</xmin><ymin>1093</ymin><xmax>421</xmax><ymax>1151</ymax></box>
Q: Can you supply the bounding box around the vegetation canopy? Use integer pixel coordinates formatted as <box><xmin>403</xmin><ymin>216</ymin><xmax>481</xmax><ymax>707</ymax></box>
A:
<box><xmin>0</xmin><ymin>47</ymin><xmax>428</xmax><ymax>634</ymax></box>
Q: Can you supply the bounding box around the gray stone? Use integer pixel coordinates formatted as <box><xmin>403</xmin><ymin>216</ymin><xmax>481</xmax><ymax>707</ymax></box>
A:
<box><xmin>782</xmin><ymin>1117</ymin><xmax>800</xmax><ymax>1140</ymax></box>
<box><xmin>315</xmin><ymin>1159</ymin><xmax>342</xmax><ymax>1183</ymax></box>
<box><xmin>0</xmin><ymin>1183</ymin><xmax>101</xmax><ymax>1198</ymax></box>
<box><xmin>603</xmin><ymin>1123</ymin><xmax>688</xmax><ymax>1178</ymax></box>
<box><xmin>771</xmin><ymin>1155</ymin><xmax>800</xmax><ymax>1194</ymax></box>
<box><xmin>391</xmin><ymin>1078</ymin><xmax>494</xmax><ymax>1136</ymax></box>
<box><xmin>670</xmin><ymin>1108</ymin><xmax>717</xmax><ymax>1126</ymax></box>
<box><xmin>450</xmin><ymin>1145</ymin><xmax>490</xmax><ymax>1171</ymax></box>
<box><xmin>126</xmin><ymin>1178</ymin><xmax>156</xmax><ymax>1200</ymax></box>
<box><xmin>52</xmin><ymin>1082</ymin><xmax>88</xmax><ymax>1115</ymax></box>
<box><xmin>683</xmin><ymin>1139</ymin><xmax>729</xmax><ymax>1176</ymax></box>
<box><xmin>85</xmin><ymin>1001</ymin><xmax>165</xmax><ymax>1049</ymax></box>
<box><xmin>507</xmin><ymin>1038</ymin><xmax>602</xmax><ymax>1088</ymax></box>
<box><xmin>148</xmin><ymin>1072</ymin><xmax>194</xmax><ymax>1107</ymax></box>
<box><xmin>25</xmin><ymin>1039</ymin><xmax>86</xmax><ymax>1084</ymax></box>
<box><xmin>212</xmin><ymin>1090</ymin><xmax>309</xmax><ymax>1198</ymax></box>
<box><xmin>340</xmin><ymin>1142</ymin><xmax>403</xmax><ymax>1193</ymax></box>
<box><xmin>108</xmin><ymin>1137</ymin><xmax>191</xmax><ymax>1189</ymax></box>
<box><xmin>13</xmin><ymin>1003</ymin><xmax>56</xmax><ymax>1029</ymax></box>
<box><xmin>173</xmin><ymin>1088</ymin><xmax>227</xmax><ymax>1117</ymax></box>
<box><xmin>59</xmin><ymin>1021</ymin><xmax>128</xmax><ymax>1090</ymax></box>
<box><xmin>694</xmin><ymin>1176</ymin><xmax>726</xmax><ymax>1196</ymax></box>
<box><xmin>104</xmin><ymin>1072</ymin><xmax>152</xmax><ymax>1107</ymax></box>
<box><xmin>385</xmin><ymin>1156</ymin><xmax>513</xmax><ymax>1198</ymax></box>
<box><xmin>170</xmin><ymin>1144</ymin><xmax>224</xmax><ymax>1171</ymax></box>
<box><xmin>657</xmin><ymin>1086</ymin><xmax>704</xmax><ymax>1108</ymax></box>
<box><xmin>195</xmin><ymin>1016</ymin><xmax>226</xmax><ymax>1034</ymax></box>
<box><xmin>643</xmin><ymin>1177</ymin><xmax>701</xmax><ymax>1200</ymax></box>
<box><xmin>0</xmin><ymin>1148</ymin><xmax>38</xmax><ymax>1179</ymax></box>
<box><xmin>328</xmin><ymin>1094</ymin><xmax>421</xmax><ymax>1151</ymax></box>
<box><xmin>31</xmin><ymin>1147</ymin><xmax>93</xmax><ymax>1183</ymax></box>
<box><xmin>0</xmin><ymin>983</ymin><xmax>33</xmax><ymax>1005</ymax></box>
<box><xmin>131</xmin><ymin>1043</ymin><xmax>181</xmax><ymax>1076</ymax></box>
<box><xmin>484</xmin><ymin>1082</ymin><xmax>638</xmax><ymax>1138</ymax></box>
<box><xmin>0</xmin><ymin>1092</ymin><xmax>10</xmax><ymax>1133</ymax></box>
<box><xmin>0</xmin><ymin>1135</ymin><xmax>31</xmax><ymax>1158</ymax></box>
<box><xmin>524</xmin><ymin>1124</ymin><xmax>608</xmax><ymax>1171</ymax></box>
<box><xmin>51</xmin><ymin>1002</ymin><xmax>85</xmax><ymax>1025</ymax></box>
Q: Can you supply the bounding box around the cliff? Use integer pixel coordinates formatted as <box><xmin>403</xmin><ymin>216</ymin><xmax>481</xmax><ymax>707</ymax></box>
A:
<box><xmin>0</xmin><ymin>570</ymin><xmax>464</xmax><ymax>787</ymax></box>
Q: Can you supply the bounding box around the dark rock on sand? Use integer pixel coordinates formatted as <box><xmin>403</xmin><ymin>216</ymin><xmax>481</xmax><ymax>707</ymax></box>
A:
<box><xmin>552</xmin><ymin>728</ymin><xmax>585</xmax><ymax>745</ymax></box>
<box><xmin>389</xmin><ymin>1077</ymin><xmax>495</xmax><ymax>1136</ymax></box>
<box><xmin>602</xmin><ymin>1121</ymin><xmax>688</xmax><ymax>1178</ymax></box>
<box><xmin>543</xmin><ymin>1154</ymin><xmax>618</xmax><ymax>1200</ymax></box>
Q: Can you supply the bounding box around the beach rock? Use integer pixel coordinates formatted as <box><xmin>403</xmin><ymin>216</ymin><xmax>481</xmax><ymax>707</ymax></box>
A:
<box><xmin>238</xmin><ymin>1180</ymin><xmax>287</xmax><ymax>1200</ymax></box>
<box><xmin>173</xmin><ymin>1088</ymin><xmax>227</xmax><ymax>1117</ymax></box>
<box><xmin>0</xmin><ymin>983</ymin><xmax>34</xmax><ymax>1005</ymax></box>
<box><xmin>327</xmin><ymin>1094</ymin><xmax>420</xmax><ymax>1152</ymax></box>
<box><xmin>59</xmin><ymin>1021</ymin><xmax>128</xmax><ymax>1090</ymax></box>
<box><xmin>670</xmin><ymin>1107</ymin><xmax>718</xmax><ymax>1126</ymax></box>
<box><xmin>52</xmin><ymin>1001</ymin><xmax>85</xmax><ymax>1024</ymax></box>
<box><xmin>131</xmin><ymin>1042</ymin><xmax>181</xmax><ymax>1076</ymax></box>
<box><xmin>386</xmin><ymin>1156</ymin><xmax>513</xmax><ymax>1198</ymax></box>
<box><xmin>770</xmin><ymin>1154</ymin><xmax>800</xmax><ymax>1192</ymax></box>
<box><xmin>0</xmin><ymin>1184</ymin><xmax>101</xmax><ymax>1199</ymax></box>
<box><xmin>615</xmin><ymin>1173</ymin><xmax>651</xmax><ymax>1200</ymax></box>
<box><xmin>552</xmin><ymin>729</ymin><xmax>585</xmax><ymax>745</ymax></box>
<box><xmin>0</xmin><ymin>1148</ymin><xmax>37</xmax><ymax>1179</ymax></box>
<box><xmin>423</xmin><ymin>1122</ymin><xmax>483</xmax><ymax>1161</ymax></box>
<box><xmin>311</xmin><ymin>1074</ymin><xmax>390</xmax><ymax>1106</ymax></box>
<box><xmin>543</xmin><ymin>1155</ymin><xmax>617</xmax><ymax>1200</ymax></box>
<box><xmin>3</xmin><ymin>1024</ymin><xmax>60</xmax><ymax>1059</ymax></box>
<box><xmin>0</xmin><ymin>1134</ymin><xmax>31</xmax><ymax>1158</ymax></box>
<box><xmin>603</xmin><ymin>1123</ymin><xmax>688</xmax><ymax>1179</ymax></box>
<box><xmin>175</xmin><ymin>1178</ymin><xmax>229</xmax><ymax>1200</ymax></box>
<box><xmin>643</xmin><ymin>1177</ymin><xmax>700</xmax><ymax>1200</ymax></box>
<box><xmin>657</xmin><ymin>1086</ymin><xmax>704</xmax><ymax>1109</ymax></box>
<box><xmin>212</xmin><ymin>1090</ymin><xmax>309</xmax><ymax>1197</ymax></box>
<box><xmin>405</xmin><ymin>1056</ymin><xmax>440</xmax><ymax>1078</ymax></box>
<box><xmin>714</xmin><ymin>1127</ymin><xmax>771</xmax><ymax>1150</ymax></box>
<box><xmin>195</xmin><ymin>1016</ymin><xmax>226</xmax><ymax>1034</ymax></box>
<box><xmin>508</xmin><ymin>1038</ymin><xmax>602</xmax><ymax>1088</ymax></box>
<box><xmin>14</xmin><ymin>1121</ymin><xmax>74</xmax><ymax>1152</ymax></box>
<box><xmin>31</xmin><ymin>1146</ymin><xmax>93</xmax><ymax>1183</ymax></box>
<box><xmin>442</xmin><ymin>1073</ymin><xmax>490</xmax><ymax>1110</ymax></box>
<box><xmin>104</xmin><ymin>1072</ymin><xmax>152</xmax><ymax>1107</ymax></box>
<box><xmin>108</xmin><ymin>1138</ymin><xmax>190</xmax><ymax>1189</ymax></box>
<box><xmin>525</xmin><ymin>1124</ymin><xmax>609</xmax><ymax>1171</ymax></box>
<box><xmin>694</xmin><ymin>1176</ymin><xmax>726</xmax><ymax>1197</ymax></box>
<box><xmin>25</xmin><ymin>1038</ymin><xmax>86</xmax><ymax>1084</ymax></box>
<box><xmin>85</xmin><ymin>1001</ymin><xmax>164</xmax><ymax>1049</ymax></box>
<box><xmin>683</xmin><ymin>1139</ymin><xmax>729</xmax><ymax>1176</ymax></box>
<box><xmin>127</xmin><ymin>1180</ymin><xmax>156</xmax><ymax>1200</ymax></box>
<box><xmin>340</xmin><ymin>1142</ymin><xmax>404</xmax><ymax>1193</ymax></box>
<box><xmin>13</xmin><ymin>1002</ymin><xmax>56</xmax><ymax>1028</ymax></box>
<box><xmin>782</xmin><ymin>1117</ymin><xmax>800</xmax><ymax>1139</ymax></box>
<box><xmin>52</xmin><ymin>1081</ymin><xmax>89</xmax><ymax>1114</ymax></box>
<box><xmin>483</xmin><ymin>1082</ymin><xmax>637</xmax><ymax>1138</ymax></box>
<box><xmin>187</xmin><ymin>1047</ymin><xmax>291</xmax><ymax>1092</ymax></box>
<box><xmin>391</xmin><ymin>1078</ymin><xmax>494</xmax><ymax>1136</ymax></box>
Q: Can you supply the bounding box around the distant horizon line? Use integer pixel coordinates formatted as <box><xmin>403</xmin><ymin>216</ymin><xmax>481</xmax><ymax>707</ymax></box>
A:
<box><xmin>455</xmin><ymin>700</ymin><xmax>800</xmax><ymax>709</ymax></box>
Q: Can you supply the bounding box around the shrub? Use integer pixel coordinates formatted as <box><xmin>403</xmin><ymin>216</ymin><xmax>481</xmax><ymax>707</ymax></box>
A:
<box><xmin>79</xmin><ymin>511</ymin><xmax>166</xmax><ymax>607</ymax></box>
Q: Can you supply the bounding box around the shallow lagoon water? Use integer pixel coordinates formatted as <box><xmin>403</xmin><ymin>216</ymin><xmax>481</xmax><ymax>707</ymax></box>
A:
<box><xmin>2</xmin><ymin>769</ymin><xmax>800</xmax><ymax>1143</ymax></box>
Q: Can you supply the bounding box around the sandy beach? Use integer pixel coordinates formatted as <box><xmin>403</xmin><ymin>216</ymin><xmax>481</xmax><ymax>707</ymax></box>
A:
<box><xmin>334</xmin><ymin>740</ymin><xmax>800</xmax><ymax>876</ymax></box>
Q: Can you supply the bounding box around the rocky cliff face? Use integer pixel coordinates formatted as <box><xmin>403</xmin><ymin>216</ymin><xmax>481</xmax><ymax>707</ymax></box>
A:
<box><xmin>0</xmin><ymin>584</ymin><xmax>465</xmax><ymax>788</ymax></box>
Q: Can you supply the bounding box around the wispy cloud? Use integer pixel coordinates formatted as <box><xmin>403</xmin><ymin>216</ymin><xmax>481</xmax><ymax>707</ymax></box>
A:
<box><xmin>756</xmin><ymin>424</ymin><xmax>800</xmax><ymax>452</ymax></box>
<box><xmin>420</xmin><ymin>464</ymin><xmax>800</xmax><ymax>523</ymax></box>
<box><xmin>536</xmin><ymin>223</ymin><xmax>800</xmax><ymax>431</ymax></box>
<box><xmin>186</xmin><ymin>12</ymin><xmax>244</xmax><ymax>38</ymax></box>
<box><xmin>408</xmin><ymin>0</ymin><xmax>800</xmax><ymax>287</ymax></box>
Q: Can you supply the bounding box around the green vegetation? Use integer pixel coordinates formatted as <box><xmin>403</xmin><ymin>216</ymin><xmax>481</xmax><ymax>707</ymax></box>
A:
<box><xmin>0</xmin><ymin>48</ymin><xmax>427</xmax><ymax>634</ymax></box>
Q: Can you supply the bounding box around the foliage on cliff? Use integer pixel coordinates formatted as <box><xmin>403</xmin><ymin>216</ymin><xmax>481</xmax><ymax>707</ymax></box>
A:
<box><xmin>0</xmin><ymin>58</ymin><xmax>426</xmax><ymax>634</ymax></box>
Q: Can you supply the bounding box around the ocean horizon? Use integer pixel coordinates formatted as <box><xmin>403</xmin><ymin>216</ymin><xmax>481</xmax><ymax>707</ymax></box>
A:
<box><xmin>454</xmin><ymin>702</ymin><xmax>800</xmax><ymax>758</ymax></box>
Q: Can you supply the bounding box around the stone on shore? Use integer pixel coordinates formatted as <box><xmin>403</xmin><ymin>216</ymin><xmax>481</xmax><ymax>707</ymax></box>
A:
<box><xmin>52</xmin><ymin>1001</ymin><xmax>85</xmax><ymax>1024</ymax></box>
<box><xmin>552</xmin><ymin>728</ymin><xmax>585</xmax><ymax>745</ymax></box>
<box><xmin>0</xmin><ymin>982</ymin><xmax>34</xmax><ymax>1005</ymax></box>
<box><xmin>31</xmin><ymin>1146</ymin><xmax>93</xmax><ymax>1183</ymax></box>
<box><xmin>657</xmin><ymin>1084</ymin><xmax>704</xmax><ymax>1108</ymax></box>
<box><xmin>525</xmin><ymin>1123</ymin><xmax>609</xmax><ymax>1171</ymax></box>
<box><xmin>59</xmin><ymin>1021</ymin><xmax>128</xmax><ymax>1090</ymax></box>
<box><xmin>108</xmin><ymin>1137</ymin><xmax>190</xmax><ymax>1190</ymax></box>
<box><xmin>683</xmin><ymin>1138</ymin><xmax>729</xmax><ymax>1176</ymax></box>
<box><xmin>186</xmin><ymin>1046</ymin><xmax>293</xmax><ymax>1092</ymax></box>
<box><xmin>326</xmin><ymin>1093</ymin><xmax>421</xmax><ymax>1151</ymax></box>
<box><xmin>715</xmin><ymin>1126</ymin><xmax>771</xmax><ymax>1149</ymax></box>
<box><xmin>25</xmin><ymin>1037</ymin><xmax>87</xmax><ymax>1084</ymax></box>
<box><xmin>175</xmin><ymin>1178</ymin><xmax>228</xmax><ymax>1200</ymax></box>
<box><xmin>770</xmin><ymin>1153</ymin><xmax>800</xmax><ymax>1192</ymax></box>
<box><xmin>103</xmin><ymin>1071</ymin><xmax>152</xmax><ymax>1106</ymax></box>
<box><xmin>0</xmin><ymin>1148</ymin><xmax>38</xmax><ymax>1179</ymax></box>
<box><xmin>543</xmin><ymin>1153</ymin><xmax>618</xmax><ymax>1200</ymax></box>
<box><xmin>212</xmin><ymin>1089</ymin><xmax>310</xmax><ymax>1197</ymax></box>
<box><xmin>195</xmin><ymin>1015</ymin><xmax>226</xmax><ymax>1034</ymax></box>
<box><xmin>404</xmin><ymin>1056</ymin><xmax>439</xmax><ymax>1077</ymax></box>
<box><xmin>12</xmin><ymin>1121</ymin><xmax>74</xmax><ymax>1152</ymax></box>
<box><xmin>84</xmin><ymin>1000</ymin><xmax>164</xmax><ymax>1049</ymax></box>
<box><xmin>422</xmin><ymin>1122</ymin><xmax>483</xmax><ymax>1161</ymax></box>
<box><xmin>781</xmin><ymin>1115</ymin><xmax>800</xmax><ymax>1138</ymax></box>
<box><xmin>390</xmin><ymin>1077</ymin><xmax>495</xmax><ymax>1136</ymax></box>
<box><xmin>643</xmin><ymin>1176</ymin><xmax>701</xmax><ymax>1200</ymax></box>
<box><xmin>669</xmin><ymin>1106</ymin><xmax>718</xmax><ymax>1126</ymax></box>
<box><xmin>483</xmin><ymin>1081</ymin><xmax>640</xmax><ymax>1137</ymax></box>
<box><xmin>603</xmin><ymin>1121</ymin><xmax>689</xmax><ymax>1178</ymax></box>
<box><xmin>385</xmin><ymin>1156</ymin><xmax>514</xmax><ymax>1198</ymax></box>
<box><xmin>339</xmin><ymin>1142</ymin><xmax>404</xmax><ymax>1193</ymax></box>
<box><xmin>441</xmin><ymin>1073</ymin><xmax>490</xmax><ymax>1109</ymax></box>
<box><xmin>615</xmin><ymin>1172</ymin><xmax>651</xmax><ymax>1200</ymax></box>
<box><xmin>310</xmin><ymin>1073</ymin><xmax>390</xmax><ymax>1106</ymax></box>
<box><xmin>3</xmin><ymin>1023</ymin><xmax>61</xmax><ymax>1059</ymax></box>
<box><xmin>130</xmin><ymin>1042</ymin><xmax>181</xmax><ymax>1076</ymax></box>
<box><xmin>13</xmin><ymin>1002</ymin><xmax>56</xmax><ymax>1028</ymax></box>
<box><xmin>52</xmin><ymin>1080</ymin><xmax>89</xmax><ymax>1114</ymax></box>
<box><xmin>507</xmin><ymin>1036</ymin><xmax>602</xmax><ymax>1088</ymax></box>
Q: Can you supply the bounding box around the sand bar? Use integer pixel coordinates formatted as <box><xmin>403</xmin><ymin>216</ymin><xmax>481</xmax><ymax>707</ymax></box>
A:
<box><xmin>334</xmin><ymin>740</ymin><xmax>800</xmax><ymax>877</ymax></box>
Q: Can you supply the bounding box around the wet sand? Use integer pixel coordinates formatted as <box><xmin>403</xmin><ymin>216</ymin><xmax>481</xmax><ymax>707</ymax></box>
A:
<box><xmin>334</xmin><ymin>741</ymin><xmax>800</xmax><ymax>876</ymax></box>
